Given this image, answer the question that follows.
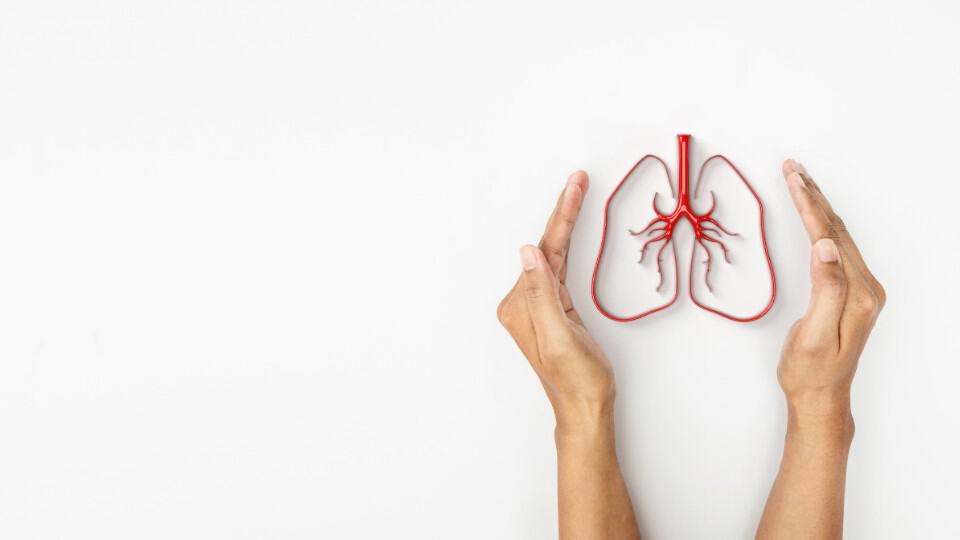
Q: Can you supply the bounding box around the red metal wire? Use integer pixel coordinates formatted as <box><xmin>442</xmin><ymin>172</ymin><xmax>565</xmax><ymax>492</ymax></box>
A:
<box><xmin>591</xmin><ymin>134</ymin><xmax>776</xmax><ymax>323</ymax></box>
<box><xmin>590</xmin><ymin>155</ymin><xmax>680</xmax><ymax>322</ymax></box>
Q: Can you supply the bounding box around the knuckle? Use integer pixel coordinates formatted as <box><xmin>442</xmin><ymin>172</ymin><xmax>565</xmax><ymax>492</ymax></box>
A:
<box><xmin>784</xmin><ymin>319</ymin><xmax>836</xmax><ymax>358</ymax></box>
<box><xmin>496</xmin><ymin>296</ymin><xmax>515</xmax><ymax>327</ymax></box>
<box><xmin>795</xmin><ymin>335</ymin><xmax>829</xmax><ymax>356</ymax></box>
<box><xmin>849</xmin><ymin>289</ymin><xmax>879</xmax><ymax>316</ymax></box>
<box><xmin>874</xmin><ymin>281</ymin><xmax>887</xmax><ymax>311</ymax></box>
<box><xmin>828</xmin><ymin>212</ymin><xmax>847</xmax><ymax>233</ymax></box>
<box><xmin>786</xmin><ymin>321</ymin><xmax>826</xmax><ymax>355</ymax></box>
<box><xmin>543</xmin><ymin>244</ymin><xmax>566</xmax><ymax>261</ymax></box>
<box><xmin>793</xmin><ymin>341</ymin><xmax>821</xmax><ymax>357</ymax></box>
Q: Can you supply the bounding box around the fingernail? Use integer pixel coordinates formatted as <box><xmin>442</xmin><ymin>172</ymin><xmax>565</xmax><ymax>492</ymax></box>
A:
<box><xmin>561</xmin><ymin>175</ymin><xmax>574</xmax><ymax>201</ymax></box>
<box><xmin>564</xmin><ymin>182</ymin><xmax>582</xmax><ymax>207</ymax></box>
<box><xmin>565</xmin><ymin>174</ymin><xmax>580</xmax><ymax>199</ymax></box>
<box><xmin>816</xmin><ymin>239</ymin><xmax>840</xmax><ymax>263</ymax></box>
<box><xmin>796</xmin><ymin>161</ymin><xmax>808</xmax><ymax>174</ymax></box>
<box><xmin>519</xmin><ymin>245</ymin><xmax>539</xmax><ymax>270</ymax></box>
<box><xmin>788</xmin><ymin>172</ymin><xmax>806</xmax><ymax>191</ymax></box>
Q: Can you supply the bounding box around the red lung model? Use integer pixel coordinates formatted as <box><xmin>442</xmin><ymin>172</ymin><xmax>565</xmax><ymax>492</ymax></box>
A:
<box><xmin>591</xmin><ymin>134</ymin><xmax>776</xmax><ymax>322</ymax></box>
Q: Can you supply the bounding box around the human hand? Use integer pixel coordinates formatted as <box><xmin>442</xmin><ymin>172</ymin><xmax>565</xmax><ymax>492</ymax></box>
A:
<box><xmin>756</xmin><ymin>160</ymin><xmax>886</xmax><ymax>539</ymax></box>
<box><xmin>778</xmin><ymin>159</ymin><xmax>886</xmax><ymax>427</ymax></box>
<box><xmin>496</xmin><ymin>171</ymin><xmax>615</xmax><ymax>433</ymax></box>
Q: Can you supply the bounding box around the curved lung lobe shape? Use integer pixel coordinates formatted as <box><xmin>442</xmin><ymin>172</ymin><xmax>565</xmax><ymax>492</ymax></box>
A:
<box><xmin>591</xmin><ymin>134</ymin><xmax>776</xmax><ymax>322</ymax></box>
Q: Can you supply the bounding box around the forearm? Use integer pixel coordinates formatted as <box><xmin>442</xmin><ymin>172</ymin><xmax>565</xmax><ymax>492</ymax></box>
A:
<box><xmin>555</xmin><ymin>408</ymin><xmax>640</xmax><ymax>540</ymax></box>
<box><xmin>756</xmin><ymin>395</ymin><xmax>855</xmax><ymax>540</ymax></box>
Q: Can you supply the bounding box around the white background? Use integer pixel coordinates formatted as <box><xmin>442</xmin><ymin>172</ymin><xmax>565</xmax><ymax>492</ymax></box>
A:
<box><xmin>0</xmin><ymin>1</ymin><xmax>958</xmax><ymax>538</ymax></box>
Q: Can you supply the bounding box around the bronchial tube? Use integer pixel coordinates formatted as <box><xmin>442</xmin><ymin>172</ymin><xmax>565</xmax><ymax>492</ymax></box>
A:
<box><xmin>677</xmin><ymin>134</ymin><xmax>691</xmax><ymax>204</ymax></box>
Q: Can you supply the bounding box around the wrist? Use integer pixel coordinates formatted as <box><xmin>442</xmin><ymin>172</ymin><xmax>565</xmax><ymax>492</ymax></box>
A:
<box><xmin>554</xmin><ymin>398</ymin><xmax>615</xmax><ymax>446</ymax></box>
<box><xmin>786</xmin><ymin>390</ymin><xmax>855</xmax><ymax>447</ymax></box>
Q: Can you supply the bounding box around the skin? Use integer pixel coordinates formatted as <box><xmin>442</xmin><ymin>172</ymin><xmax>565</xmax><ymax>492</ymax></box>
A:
<box><xmin>496</xmin><ymin>161</ymin><xmax>884</xmax><ymax>539</ymax></box>
<box><xmin>756</xmin><ymin>160</ymin><xmax>885</xmax><ymax>539</ymax></box>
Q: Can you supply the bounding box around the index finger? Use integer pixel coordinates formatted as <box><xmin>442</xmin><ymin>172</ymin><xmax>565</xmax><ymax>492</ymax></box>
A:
<box><xmin>539</xmin><ymin>171</ymin><xmax>589</xmax><ymax>283</ymax></box>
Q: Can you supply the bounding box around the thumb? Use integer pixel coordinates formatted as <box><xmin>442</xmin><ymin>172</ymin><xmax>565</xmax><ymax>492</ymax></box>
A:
<box><xmin>519</xmin><ymin>245</ymin><xmax>569</xmax><ymax>343</ymax></box>
<box><xmin>803</xmin><ymin>238</ymin><xmax>846</xmax><ymax>347</ymax></box>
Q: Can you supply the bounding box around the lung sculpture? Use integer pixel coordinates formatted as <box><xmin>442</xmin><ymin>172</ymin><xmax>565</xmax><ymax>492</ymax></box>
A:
<box><xmin>591</xmin><ymin>134</ymin><xmax>776</xmax><ymax>322</ymax></box>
